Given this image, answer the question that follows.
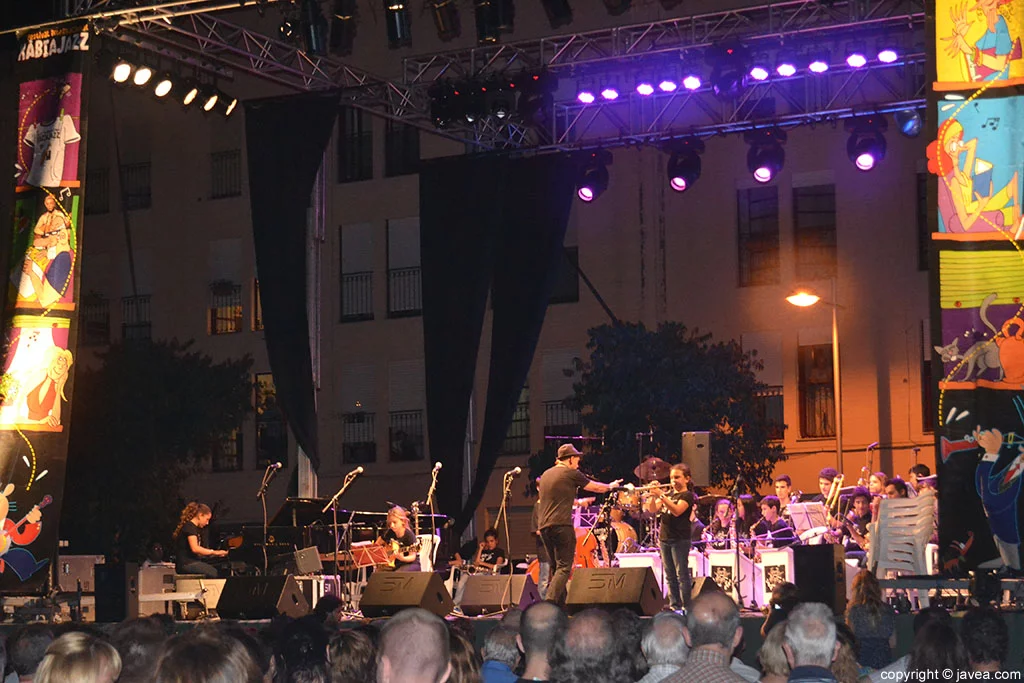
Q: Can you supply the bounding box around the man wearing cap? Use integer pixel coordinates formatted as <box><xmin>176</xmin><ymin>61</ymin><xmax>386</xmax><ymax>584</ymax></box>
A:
<box><xmin>537</xmin><ymin>443</ymin><xmax>622</xmax><ymax>604</ymax></box>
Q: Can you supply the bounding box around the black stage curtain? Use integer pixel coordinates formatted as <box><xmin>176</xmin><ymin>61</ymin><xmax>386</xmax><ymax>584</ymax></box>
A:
<box><xmin>421</xmin><ymin>155</ymin><xmax>574</xmax><ymax>532</ymax></box>
<box><xmin>244</xmin><ymin>91</ymin><xmax>339</xmax><ymax>471</ymax></box>
<box><xmin>421</xmin><ymin>156</ymin><xmax>506</xmax><ymax>522</ymax></box>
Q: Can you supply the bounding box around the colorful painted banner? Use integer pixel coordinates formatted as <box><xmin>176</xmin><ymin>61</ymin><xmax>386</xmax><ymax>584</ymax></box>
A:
<box><xmin>0</xmin><ymin>22</ymin><xmax>91</xmax><ymax>593</ymax></box>
<box><xmin>935</xmin><ymin>0</ymin><xmax>1024</xmax><ymax>91</ymax></box>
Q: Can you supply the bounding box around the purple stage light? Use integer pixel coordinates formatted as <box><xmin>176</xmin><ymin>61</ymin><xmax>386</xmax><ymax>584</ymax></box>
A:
<box><xmin>577</xmin><ymin>90</ymin><xmax>595</xmax><ymax>104</ymax></box>
<box><xmin>682</xmin><ymin>75</ymin><xmax>701</xmax><ymax>90</ymax></box>
<box><xmin>600</xmin><ymin>86</ymin><xmax>619</xmax><ymax>100</ymax></box>
<box><xmin>577</xmin><ymin>186</ymin><xmax>595</xmax><ymax>202</ymax></box>
<box><xmin>749</xmin><ymin>66</ymin><xmax>769</xmax><ymax>81</ymax></box>
<box><xmin>877</xmin><ymin>48</ymin><xmax>898</xmax><ymax>63</ymax></box>
<box><xmin>636</xmin><ymin>81</ymin><xmax>655</xmax><ymax>96</ymax></box>
<box><xmin>776</xmin><ymin>62</ymin><xmax>797</xmax><ymax>77</ymax></box>
<box><xmin>846</xmin><ymin>52</ymin><xmax>867</xmax><ymax>68</ymax></box>
<box><xmin>658</xmin><ymin>79</ymin><xmax>678</xmax><ymax>93</ymax></box>
<box><xmin>670</xmin><ymin>177</ymin><xmax>687</xmax><ymax>192</ymax></box>
<box><xmin>855</xmin><ymin>152</ymin><xmax>876</xmax><ymax>171</ymax></box>
<box><xmin>753</xmin><ymin>166</ymin><xmax>773</xmax><ymax>183</ymax></box>
<box><xmin>808</xmin><ymin>59</ymin><xmax>829</xmax><ymax>74</ymax></box>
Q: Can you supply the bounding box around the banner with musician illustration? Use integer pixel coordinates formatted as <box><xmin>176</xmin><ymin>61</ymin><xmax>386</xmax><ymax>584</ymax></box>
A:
<box><xmin>935</xmin><ymin>0</ymin><xmax>1024</xmax><ymax>91</ymax></box>
<box><xmin>0</xmin><ymin>22</ymin><xmax>91</xmax><ymax>592</ymax></box>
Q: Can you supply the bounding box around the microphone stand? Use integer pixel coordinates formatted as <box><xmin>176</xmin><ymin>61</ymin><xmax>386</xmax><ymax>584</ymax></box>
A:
<box><xmin>323</xmin><ymin>470</ymin><xmax>361</xmax><ymax>611</ymax></box>
<box><xmin>731</xmin><ymin>477</ymin><xmax>747</xmax><ymax>608</ymax></box>
<box><xmin>424</xmin><ymin>468</ymin><xmax>441</xmax><ymax>568</ymax></box>
<box><xmin>256</xmin><ymin>464</ymin><xmax>279</xmax><ymax>575</ymax></box>
<box><xmin>496</xmin><ymin>471</ymin><xmax>518</xmax><ymax>611</ymax></box>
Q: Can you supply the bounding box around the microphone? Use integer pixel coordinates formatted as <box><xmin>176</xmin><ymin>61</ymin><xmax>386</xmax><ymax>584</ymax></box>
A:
<box><xmin>268</xmin><ymin>462</ymin><xmax>283</xmax><ymax>470</ymax></box>
<box><xmin>349</xmin><ymin>466</ymin><xmax>364</xmax><ymax>476</ymax></box>
<box><xmin>506</xmin><ymin>467</ymin><xmax>522</xmax><ymax>477</ymax></box>
<box><xmin>867</xmin><ymin>442</ymin><xmax>879</xmax><ymax>450</ymax></box>
<box><xmin>433</xmin><ymin>462</ymin><xmax>443</xmax><ymax>472</ymax></box>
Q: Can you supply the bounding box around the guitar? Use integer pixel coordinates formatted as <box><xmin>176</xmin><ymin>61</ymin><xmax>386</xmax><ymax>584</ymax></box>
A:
<box><xmin>382</xmin><ymin>538</ymin><xmax>421</xmax><ymax>568</ymax></box>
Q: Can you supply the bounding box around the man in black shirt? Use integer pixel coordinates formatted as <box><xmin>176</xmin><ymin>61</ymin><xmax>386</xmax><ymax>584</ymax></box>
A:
<box><xmin>173</xmin><ymin>502</ymin><xmax>227</xmax><ymax>578</ymax></box>
<box><xmin>644</xmin><ymin>463</ymin><xmax>694</xmax><ymax>611</ymax></box>
<box><xmin>811</xmin><ymin>467</ymin><xmax>839</xmax><ymax>504</ymax></box>
<box><xmin>750</xmin><ymin>495</ymin><xmax>798</xmax><ymax>549</ymax></box>
<box><xmin>537</xmin><ymin>443</ymin><xmax>621</xmax><ymax>605</ymax></box>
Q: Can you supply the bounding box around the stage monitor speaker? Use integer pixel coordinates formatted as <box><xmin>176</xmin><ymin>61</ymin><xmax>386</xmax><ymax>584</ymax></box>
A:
<box><xmin>690</xmin><ymin>575</ymin><xmax>723</xmax><ymax>601</ymax></box>
<box><xmin>359</xmin><ymin>571</ymin><xmax>454</xmax><ymax>618</ymax></box>
<box><xmin>681</xmin><ymin>432</ymin><xmax>710</xmax><ymax>486</ymax></box>
<box><xmin>793</xmin><ymin>544</ymin><xmax>846</xmax><ymax>613</ymax></box>
<box><xmin>216</xmin><ymin>576</ymin><xmax>310</xmax><ymax>620</ymax></box>
<box><xmin>566</xmin><ymin>567</ymin><xmax>665</xmax><ymax>616</ymax></box>
<box><xmin>294</xmin><ymin>547</ymin><xmax>323</xmax><ymax>575</ymax></box>
<box><xmin>461</xmin><ymin>575</ymin><xmax>541</xmax><ymax>617</ymax></box>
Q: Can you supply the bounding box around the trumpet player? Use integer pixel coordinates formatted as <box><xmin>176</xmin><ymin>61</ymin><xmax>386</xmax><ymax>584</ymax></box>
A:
<box><xmin>643</xmin><ymin>463</ymin><xmax>694</xmax><ymax>612</ymax></box>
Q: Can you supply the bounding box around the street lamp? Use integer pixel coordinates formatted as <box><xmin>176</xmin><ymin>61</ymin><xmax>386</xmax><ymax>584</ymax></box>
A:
<box><xmin>786</xmin><ymin>278</ymin><xmax>843</xmax><ymax>473</ymax></box>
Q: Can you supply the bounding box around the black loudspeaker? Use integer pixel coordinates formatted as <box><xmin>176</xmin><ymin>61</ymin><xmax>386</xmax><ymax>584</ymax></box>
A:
<box><xmin>681</xmin><ymin>431</ymin><xmax>710</xmax><ymax>486</ymax></box>
<box><xmin>294</xmin><ymin>547</ymin><xmax>323</xmax><ymax>575</ymax></box>
<box><xmin>793</xmin><ymin>545</ymin><xmax>846</xmax><ymax>613</ymax></box>
<box><xmin>566</xmin><ymin>567</ymin><xmax>666</xmax><ymax>616</ymax></box>
<box><xmin>216</xmin><ymin>576</ymin><xmax>310</xmax><ymax>620</ymax></box>
<box><xmin>690</xmin><ymin>575</ymin><xmax>723</xmax><ymax>600</ymax></box>
<box><xmin>461</xmin><ymin>575</ymin><xmax>541</xmax><ymax>616</ymax></box>
<box><xmin>359</xmin><ymin>571</ymin><xmax>454</xmax><ymax>618</ymax></box>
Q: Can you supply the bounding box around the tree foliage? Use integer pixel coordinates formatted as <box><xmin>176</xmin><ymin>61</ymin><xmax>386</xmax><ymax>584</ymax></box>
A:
<box><xmin>60</xmin><ymin>340</ymin><xmax>253</xmax><ymax>561</ymax></box>
<box><xmin>563</xmin><ymin>321</ymin><xmax>786</xmax><ymax>491</ymax></box>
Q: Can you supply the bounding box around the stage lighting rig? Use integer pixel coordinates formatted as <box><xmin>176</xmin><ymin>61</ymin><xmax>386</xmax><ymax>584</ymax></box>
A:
<box><xmin>744</xmin><ymin>128</ymin><xmax>786</xmax><ymax>183</ymax></box>
<box><xmin>516</xmin><ymin>70</ymin><xmax>556</xmax><ymax>132</ymax></box>
<box><xmin>707</xmin><ymin>42</ymin><xmax>749</xmax><ymax>99</ymax></box>
<box><xmin>576</xmin><ymin>149</ymin><xmax>612</xmax><ymax>203</ymax></box>
<box><xmin>665</xmin><ymin>137</ymin><xmax>705</xmax><ymax>192</ymax></box>
<box><xmin>894</xmin><ymin>109</ymin><xmax>922</xmax><ymax>138</ymax></box>
<box><xmin>846</xmin><ymin>114</ymin><xmax>887</xmax><ymax>171</ymax></box>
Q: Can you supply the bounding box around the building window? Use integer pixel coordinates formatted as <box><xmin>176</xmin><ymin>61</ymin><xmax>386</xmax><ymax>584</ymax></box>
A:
<box><xmin>341</xmin><ymin>272</ymin><xmax>374</xmax><ymax>321</ymax></box>
<box><xmin>754</xmin><ymin>386</ymin><xmax>785</xmax><ymax>441</ymax></box>
<box><xmin>120</xmin><ymin>162</ymin><xmax>151</xmax><ymax>210</ymax></box>
<box><xmin>550</xmin><ymin>247</ymin><xmax>580</xmax><ymax>304</ymax></box>
<box><xmin>252</xmin><ymin>279</ymin><xmax>264</xmax><ymax>331</ymax></box>
<box><xmin>209</xmin><ymin>281</ymin><xmax>243</xmax><ymax>335</ymax></box>
<box><xmin>255</xmin><ymin>373</ymin><xmax>288</xmax><ymax>467</ymax></box>
<box><xmin>798</xmin><ymin>344</ymin><xmax>834</xmax><ymax>438</ymax></box>
<box><xmin>917</xmin><ymin>172</ymin><xmax>929</xmax><ymax>271</ymax></box>
<box><xmin>389</xmin><ymin>410</ymin><xmax>425</xmax><ymax>461</ymax></box>
<box><xmin>388</xmin><ymin>267</ymin><xmax>422</xmax><ymax>317</ymax></box>
<box><xmin>544</xmin><ymin>400</ymin><xmax>581</xmax><ymax>439</ymax></box>
<box><xmin>737</xmin><ymin>186</ymin><xmax>780</xmax><ymax>287</ymax></box>
<box><xmin>384</xmin><ymin>119</ymin><xmax>420</xmax><ymax>177</ymax></box>
<box><xmin>338</xmin><ymin>107</ymin><xmax>373</xmax><ymax>183</ymax></box>
<box><xmin>80</xmin><ymin>292</ymin><xmax>110</xmax><ymax>347</ymax></box>
<box><xmin>793</xmin><ymin>184</ymin><xmax>836</xmax><ymax>281</ymax></box>
<box><xmin>84</xmin><ymin>168</ymin><xmax>109</xmax><ymax>215</ymax></box>
<box><xmin>501</xmin><ymin>385</ymin><xmax>530</xmax><ymax>455</ymax></box>
<box><xmin>122</xmin><ymin>294</ymin><xmax>151</xmax><ymax>341</ymax></box>
<box><xmin>343</xmin><ymin>412</ymin><xmax>377</xmax><ymax>463</ymax></box>
<box><xmin>211</xmin><ymin>150</ymin><xmax>242</xmax><ymax>199</ymax></box>
<box><xmin>212</xmin><ymin>430</ymin><xmax>244</xmax><ymax>472</ymax></box>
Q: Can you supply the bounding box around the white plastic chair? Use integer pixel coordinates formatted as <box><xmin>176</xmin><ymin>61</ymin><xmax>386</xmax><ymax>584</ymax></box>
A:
<box><xmin>867</xmin><ymin>490</ymin><xmax>937</xmax><ymax>607</ymax></box>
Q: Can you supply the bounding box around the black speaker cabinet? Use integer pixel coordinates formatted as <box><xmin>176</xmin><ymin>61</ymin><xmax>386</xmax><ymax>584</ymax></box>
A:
<box><xmin>461</xmin><ymin>575</ymin><xmax>541</xmax><ymax>616</ymax></box>
<box><xmin>793</xmin><ymin>544</ymin><xmax>846</xmax><ymax>613</ymax></box>
<box><xmin>216</xmin><ymin>576</ymin><xmax>310</xmax><ymax>620</ymax></box>
<box><xmin>359</xmin><ymin>571</ymin><xmax>454</xmax><ymax>618</ymax></box>
<box><xmin>566</xmin><ymin>567</ymin><xmax>666</xmax><ymax>616</ymax></box>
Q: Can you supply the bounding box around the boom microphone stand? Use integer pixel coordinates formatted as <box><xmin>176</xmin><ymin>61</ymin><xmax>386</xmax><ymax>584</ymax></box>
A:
<box><xmin>731</xmin><ymin>475</ymin><xmax>747</xmax><ymax>608</ymax></box>
<box><xmin>323</xmin><ymin>467</ymin><xmax>364</xmax><ymax>612</ymax></box>
<box><xmin>495</xmin><ymin>467</ymin><xmax>521</xmax><ymax>610</ymax></box>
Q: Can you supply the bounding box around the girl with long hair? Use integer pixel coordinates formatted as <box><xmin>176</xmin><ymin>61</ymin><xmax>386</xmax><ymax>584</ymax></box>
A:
<box><xmin>173</xmin><ymin>502</ymin><xmax>227</xmax><ymax>578</ymax></box>
<box><xmin>845</xmin><ymin>569</ymin><xmax>895</xmax><ymax>669</ymax></box>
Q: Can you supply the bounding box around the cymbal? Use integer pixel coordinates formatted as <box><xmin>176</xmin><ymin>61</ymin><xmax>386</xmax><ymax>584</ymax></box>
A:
<box><xmin>697</xmin><ymin>494</ymin><xmax>721</xmax><ymax>505</ymax></box>
<box><xmin>634</xmin><ymin>457</ymin><xmax>671</xmax><ymax>481</ymax></box>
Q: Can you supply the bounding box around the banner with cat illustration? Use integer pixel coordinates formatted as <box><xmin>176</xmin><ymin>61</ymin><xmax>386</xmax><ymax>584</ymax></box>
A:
<box><xmin>935</xmin><ymin>0</ymin><xmax>1024</xmax><ymax>91</ymax></box>
<box><xmin>0</xmin><ymin>22</ymin><xmax>91</xmax><ymax>593</ymax></box>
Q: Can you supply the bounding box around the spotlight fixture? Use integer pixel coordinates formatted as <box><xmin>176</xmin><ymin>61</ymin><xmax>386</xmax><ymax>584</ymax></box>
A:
<box><xmin>600</xmin><ymin>82</ymin><xmax>620</xmax><ymax>100</ymax></box>
<box><xmin>894</xmin><ymin>109</ymin><xmax>922</xmax><ymax>138</ymax></box>
<box><xmin>300</xmin><ymin>0</ymin><xmax>329</xmax><ymax>56</ymax></box>
<box><xmin>775</xmin><ymin>52</ymin><xmax>797</xmax><ymax>78</ymax></box>
<box><xmin>485</xmin><ymin>77</ymin><xmax>515</xmax><ymax>119</ymax></box>
<box><xmin>682</xmin><ymin>73</ymin><xmax>701</xmax><ymax>90</ymax></box>
<box><xmin>635</xmin><ymin>76</ymin><xmax>655</xmax><ymax>96</ymax></box>
<box><xmin>539</xmin><ymin>0</ymin><xmax>572</xmax><ymax>29</ymax></box>
<box><xmin>428</xmin><ymin>80</ymin><xmax>458</xmax><ymax>127</ymax></box>
<box><xmin>222</xmin><ymin>95</ymin><xmax>239</xmax><ymax>117</ymax></box>
<box><xmin>665</xmin><ymin>137</ymin><xmax>705</xmax><ymax>192</ymax></box>
<box><xmin>153</xmin><ymin>72</ymin><xmax>174</xmax><ymax>98</ymax></box>
<box><xmin>132</xmin><ymin>62</ymin><xmax>154</xmax><ymax>86</ymax></box>
<box><xmin>846</xmin><ymin>114</ymin><xmax>888</xmax><ymax>172</ymax></box>
<box><xmin>201</xmin><ymin>87</ymin><xmax>219</xmax><ymax>112</ymax></box>
<box><xmin>658</xmin><ymin>77</ymin><xmax>678</xmax><ymax>93</ymax></box>
<box><xmin>428</xmin><ymin>0</ymin><xmax>459</xmax><ymax>41</ymax></box>
<box><xmin>707</xmin><ymin>42</ymin><xmax>749</xmax><ymax>99</ymax></box>
<box><xmin>515</xmin><ymin>70</ymin><xmax>556</xmax><ymax>134</ymax></box>
<box><xmin>112</xmin><ymin>56</ymin><xmax>133</xmax><ymax>83</ymax></box>
<box><xmin>577</xmin><ymin>81</ymin><xmax>596</xmax><ymax>104</ymax></box>
<box><xmin>807</xmin><ymin>50</ymin><xmax>830</xmax><ymax>74</ymax></box>
<box><xmin>576</xmin><ymin>149</ymin><xmax>612</xmax><ymax>202</ymax></box>
<box><xmin>845</xmin><ymin>43</ymin><xmax>867</xmax><ymax>68</ymax></box>
<box><xmin>384</xmin><ymin>0</ymin><xmax>412</xmax><ymax>48</ymax></box>
<box><xmin>181</xmin><ymin>78</ymin><xmax>200</xmax><ymax>107</ymax></box>
<box><xmin>458</xmin><ymin>81</ymin><xmax>485</xmax><ymax>123</ymax></box>
<box><xmin>330</xmin><ymin>0</ymin><xmax>359</xmax><ymax>54</ymax></box>
<box><xmin>279</xmin><ymin>17</ymin><xmax>296</xmax><ymax>40</ymax></box>
<box><xmin>744</xmin><ymin>128</ymin><xmax>787</xmax><ymax>183</ymax></box>
<box><xmin>748</xmin><ymin>56</ymin><xmax>770</xmax><ymax>82</ymax></box>
<box><xmin>877</xmin><ymin>45</ymin><xmax>898</xmax><ymax>63</ymax></box>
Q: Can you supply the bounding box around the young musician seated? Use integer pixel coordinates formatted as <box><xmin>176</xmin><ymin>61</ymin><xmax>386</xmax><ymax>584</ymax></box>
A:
<box><xmin>749</xmin><ymin>496</ymin><xmax>798</xmax><ymax>548</ymax></box>
<box><xmin>704</xmin><ymin>498</ymin><xmax>739</xmax><ymax>550</ymax></box>
<box><xmin>842</xmin><ymin>488</ymin><xmax>873</xmax><ymax>559</ymax></box>
<box><xmin>812</xmin><ymin>467</ymin><xmax>839</xmax><ymax>503</ymax></box>
<box><xmin>773</xmin><ymin>475</ymin><xmax>796</xmax><ymax>523</ymax></box>
<box><xmin>885</xmin><ymin>478</ymin><xmax>909</xmax><ymax>499</ymax></box>
<box><xmin>174</xmin><ymin>502</ymin><xmax>228</xmax><ymax>578</ymax></box>
<box><xmin>378</xmin><ymin>506</ymin><xmax>420</xmax><ymax>572</ymax></box>
<box><xmin>473</xmin><ymin>528</ymin><xmax>508</xmax><ymax>574</ymax></box>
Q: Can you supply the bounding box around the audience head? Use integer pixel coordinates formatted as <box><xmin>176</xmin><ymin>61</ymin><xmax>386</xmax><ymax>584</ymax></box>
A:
<box><xmin>913</xmin><ymin>606</ymin><xmax>952</xmax><ymax>635</ymax></box>
<box><xmin>831</xmin><ymin>622</ymin><xmax>861</xmax><ymax>683</ymax></box>
<box><xmin>377</xmin><ymin>608</ymin><xmax>451</xmax><ymax>683</ymax></box>
<box><xmin>446</xmin><ymin>631</ymin><xmax>479</xmax><ymax>683</ymax></box>
<box><xmin>907</xmin><ymin>620</ymin><xmax>969</xmax><ymax>674</ymax></box>
<box><xmin>499</xmin><ymin>608</ymin><xmax>522</xmax><ymax>631</ymax></box>
<box><xmin>961</xmin><ymin>606</ymin><xmax>1008</xmax><ymax>671</ymax></box>
<box><xmin>154</xmin><ymin>627</ymin><xmax>262</xmax><ymax>683</ymax></box>
<box><xmin>849</xmin><ymin>569</ymin><xmax>884</xmax><ymax>611</ymax></box>
<box><xmin>641</xmin><ymin>612</ymin><xmax>688</xmax><ymax>668</ymax></box>
<box><xmin>276</xmin><ymin>616</ymin><xmax>329</xmax><ymax>681</ymax></box>
<box><xmin>313</xmin><ymin>595</ymin><xmax>343</xmax><ymax>627</ymax></box>
<box><xmin>550</xmin><ymin>608</ymin><xmax>632</xmax><ymax>683</ymax></box>
<box><xmin>34</xmin><ymin>632</ymin><xmax>121</xmax><ymax>683</ymax></box>
<box><xmin>770</xmin><ymin>582</ymin><xmax>800</xmax><ymax>608</ymax></box>
<box><xmin>783</xmin><ymin>603</ymin><xmax>838</xmax><ymax>669</ymax></box>
<box><xmin>611</xmin><ymin>608</ymin><xmax>647</xmax><ymax>680</ymax></box>
<box><xmin>482</xmin><ymin>626</ymin><xmax>519</xmax><ymax>671</ymax></box>
<box><xmin>758</xmin><ymin>621</ymin><xmax>790</xmax><ymax>679</ymax></box>
<box><xmin>684</xmin><ymin>591</ymin><xmax>742</xmax><ymax>654</ymax></box>
<box><xmin>9</xmin><ymin>623</ymin><xmax>55</xmax><ymax>678</ymax></box>
<box><xmin>110</xmin><ymin>617</ymin><xmax>167</xmax><ymax>683</ymax></box>
<box><xmin>328</xmin><ymin>628</ymin><xmax>376</xmax><ymax>683</ymax></box>
<box><xmin>518</xmin><ymin>601</ymin><xmax>567</xmax><ymax>671</ymax></box>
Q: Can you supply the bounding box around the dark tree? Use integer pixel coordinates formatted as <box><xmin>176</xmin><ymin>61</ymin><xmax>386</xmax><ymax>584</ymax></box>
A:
<box><xmin>61</xmin><ymin>340</ymin><xmax>253</xmax><ymax>561</ymax></box>
<box><xmin>561</xmin><ymin>322</ymin><xmax>785</xmax><ymax>490</ymax></box>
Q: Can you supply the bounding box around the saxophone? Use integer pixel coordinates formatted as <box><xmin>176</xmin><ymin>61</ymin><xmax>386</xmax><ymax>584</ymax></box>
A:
<box><xmin>411</xmin><ymin>501</ymin><xmax>421</xmax><ymax>537</ymax></box>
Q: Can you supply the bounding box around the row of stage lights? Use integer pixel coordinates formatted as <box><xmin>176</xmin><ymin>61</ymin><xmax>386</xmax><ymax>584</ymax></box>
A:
<box><xmin>96</xmin><ymin>48</ymin><xmax>239</xmax><ymax>118</ymax></box>
<box><xmin>575</xmin><ymin>111</ymin><xmax>920</xmax><ymax>202</ymax></box>
<box><xmin>575</xmin><ymin>43</ymin><xmax>904</xmax><ymax>104</ymax></box>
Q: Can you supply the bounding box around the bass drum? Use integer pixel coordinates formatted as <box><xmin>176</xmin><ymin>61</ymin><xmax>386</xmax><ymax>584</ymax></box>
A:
<box><xmin>611</xmin><ymin>521</ymin><xmax>638</xmax><ymax>554</ymax></box>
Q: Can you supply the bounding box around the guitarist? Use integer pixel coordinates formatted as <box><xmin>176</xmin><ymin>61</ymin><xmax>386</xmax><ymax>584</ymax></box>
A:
<box><xmin>378</xmin><ymin>506</ymin><xmax>420</xmax><ymax>571</ymax></box>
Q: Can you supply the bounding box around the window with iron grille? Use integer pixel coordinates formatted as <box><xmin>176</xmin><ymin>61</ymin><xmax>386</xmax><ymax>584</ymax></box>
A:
<box><xmin>256</xmin><ymin>373</ymin><xmax>288</xmax><ymax>467</ymax></box>
<box><xmin>384</xmin><ymin>119</ymin><xmax>420</xmax><ymax>177</ymax></box>
<box><xmin>84</xmin><ymin>168</ymin><xmax>110</xmax><ymax>215</ymax></box>
<box><xmin>212</xmin><ymin>430</ymin><xmax>244</xmax><ymax>472</ymax></box>
<box><xmin>209</xmin><ymin>282</ymin><xmax>243</xmax><ymax>335</ymax></box>
<box><xmin>341</xmin><ymin>272</ymin><xmax>373</xmax><ymax>321</ymax></box>
<box><xmin>211</xmin><ymin>150</ymin><xmax>242</xmax><ymax>199</ymax></box>
<box><xmin>737</xmin><ymin>186</ymin><xmax>780</xmax><ymax>287</ymax></box>
<box><xmin>80</xmin><ymin>293</ymin><xmax>110</xmax><ymax>347</ymax></box>
<box><xmin>389</xmin><ymin>410</ymin><xmax>425</xmax><ymax>461</ymax></box>
<box><xmin>544</xmin><ymin>400</ymin><xmax>581</xmax><ymax>439</ymax></box>
<box><xmin>550</xmin><ymin>247</ymin><xmax>580</xmax><ymax>304</ymax></box>
<box><xmin>793</xmin><ymin>184</ymin><xmax>836</xmax><ymax>281</ymax></box>
<box><xmin>798</xmin><ymin>344</ymin><xmax>834</xmax><ymax>438</ymax></box>
<box><xmin>343</xmin><ymin>412</ymin><xmax>377</xmax><ymax>463</ymax></box>
<box><xmin>917</xmin><ymin>172</ymin><xmax>929</xmax><ymax>271</ymax></box>
<box><xmin>338</xmin><ymin>107</ymin><xmax>373</xmax><ymax>183</ymax></box>
<box><xmin>252</xmin><ymin>279</ymin><xmax>264</xmax><ymax>331</ymax></box>
<box><xmin>754</xmin><ymin>386</ymin><xmax>785</xmax><ymax>441</ymax></box>
<box><xmin>500</xmin><ymin>385</ymin><xmax>531</xmax><ymax>455</ymax></box>
<box><xmin>122</xmin><ymin>294</ymin><xmax>151</xmax><ymax>341</ymax></box>
<box><xmin>120</xmin><ymin>162</ymin><xmax>151</xmax><ymax>210</ymax></box>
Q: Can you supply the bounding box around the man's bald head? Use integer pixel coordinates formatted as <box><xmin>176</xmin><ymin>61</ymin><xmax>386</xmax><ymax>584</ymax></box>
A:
<box><xmin>685</xmin><ymin>591</ymin><xmax>741</xmax><ymax>652</ymax></box>
<box><xmin>520</xmin><ymin>601</ymin><xmax>567</xmax><ymax>658</ymax></box>
<box><xmin>377</xmin><ymin>608</ymin><xmax>451</xmax><ymax>683</ymax></box>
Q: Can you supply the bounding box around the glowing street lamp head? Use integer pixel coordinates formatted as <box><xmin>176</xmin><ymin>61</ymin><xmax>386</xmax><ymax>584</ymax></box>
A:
<box><xmin>786</xmin><ymin>290</ymin><xmax>821</xmax><ymax>307</ymax></box>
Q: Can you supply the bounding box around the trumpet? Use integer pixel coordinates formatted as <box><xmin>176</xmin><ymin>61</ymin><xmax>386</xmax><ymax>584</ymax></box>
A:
<box><xmin>622</xmin><ymin>482</ymin><xmax>669</xmax><ymax>492</ymax></box>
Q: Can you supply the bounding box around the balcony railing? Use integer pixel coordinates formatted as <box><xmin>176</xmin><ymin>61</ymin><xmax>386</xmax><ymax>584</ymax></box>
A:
<box><xmin>755</xmin><ymin>386</ymin><xmax>785</xmax><ymax>441</ymax></box>
<box><xmin>212</xmin><ymin>431</ymin><xmax>244</xmax><ymax>472</ymax></box>
<box><xmin>341</xmin><ymin>271</ymin><xmax>373</xmax><ymax>322</ymax></box>
<box><xmin>80</xmin><ymin>297</ymin><xmax>110</xmax><ymax>347</ymax></box>
<box><xmin>388</xmin><ymin>266</ymin><xmax>422</xmax><ymax>317</ymax></box>
<box><xmin>343</xmin><ymin>412</ymin><xmax>377</xmax><ymax>464</ymax></box>
<box><xmin>543</xmin><ymin>400</ymin><xmax>581</xmax><ymax>438</ymax></box>
<box><xmin>500</xmin><ymin>399</ymin><xmax>530</xmax><ymax>455</ymax></box>
<box><xmin>389</xmin><ymin>410</ymin><xmax>425</xmax><ymax>461</ymax></box>
<box><xmin>122</xmin><ymin>295</ymin><xmax>151</xmax><ymax>341</ymax></box>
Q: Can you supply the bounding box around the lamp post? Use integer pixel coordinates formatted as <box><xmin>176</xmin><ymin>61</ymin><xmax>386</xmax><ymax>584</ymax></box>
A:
<box><xmin>787</xmin><ymin>278</ymin><xmax>843</xmax><ymax>473</ymax></box>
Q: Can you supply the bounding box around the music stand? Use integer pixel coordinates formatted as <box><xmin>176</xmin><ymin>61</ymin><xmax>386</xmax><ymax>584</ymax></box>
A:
<box><xmin>350</xmin><ymin>542</ymin><xmax>389</xmax><ymax>568</ymax></box>
<box><xmin>788</xmin><ymin>502</ymin><xmax>827</xmax><ymax>536</ymax></box>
